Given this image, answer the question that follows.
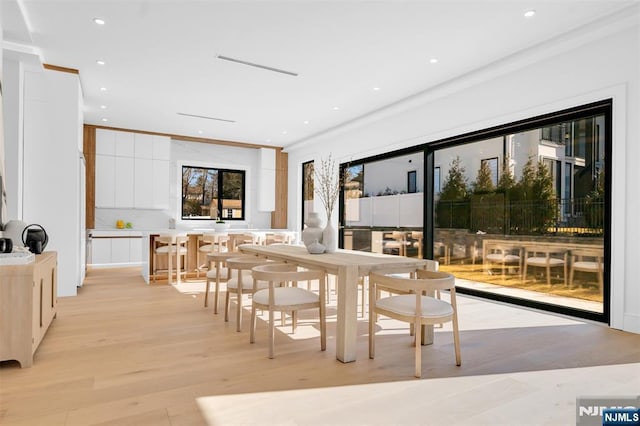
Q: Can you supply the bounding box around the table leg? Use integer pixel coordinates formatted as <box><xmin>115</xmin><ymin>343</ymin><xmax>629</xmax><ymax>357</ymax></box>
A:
<box><xmin>168</xmin><ymin>248</ymin><xmax>173</xmax><ymax>285</ymax></box>
<box><xmin>335</xmin><ymin>265</ymin><xmax>358</xmax><ymax>363</ymax></box>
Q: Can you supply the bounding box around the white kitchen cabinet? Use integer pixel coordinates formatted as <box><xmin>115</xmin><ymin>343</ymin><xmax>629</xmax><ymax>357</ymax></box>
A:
<box><xmin>96</xmin><ymin>129</ymin><xmax>116</xmax><ymax>156</ymax></box>
<box><xmin>134</xmin><ymin>157</ymin><xmax>154</xmax><ymax>209</ymax></box>
<box><xmin>152</xmin><ymin>160</ymin><xmax>170</xmax><ymax>209</ymax></box>
<box><xmin>130</xmin><ymin>237</ymin><xmax>142</xmax><ymax>263</ymax></box>
<box><xmin>111</xmin><ymin>238</ymin><xmax>131</xmax><ymax>264</ymax></box>
<box><xmin>95</xmin><ymin>129</ymin><xmax>170</xmax><ymax>210</ymax></box>
<box><xmin>258</xmin><ymin>147</ymin><xmax>276</xmax><ymax>211</ymax></box>
<box><xmin>92</xmin><ymin>237</ymin><xmax>112</xmax><ymax>264</ymax></box>
<box><xmin>152</xmin><ymin>135</ymin><xmax>171</xmax><ymax>160</ymax></box>
<box><xmin>114</xmin><ymin>157</ymin><xmax>135</xmax><ymax>208</ymax></box>
<box><xmin>90</xmin><ymin>232</ymin><xmax>143</xmax><ymax>266</ymax></box>
<box><xmin>114</xmin><ymin>131</ymin><xmax>135</xmax><ymax>157</ymax></box>
<box><xmin>95</xmin><ymin>154</ymin><xmax>116</xmax><ymax>208</ymax></box>
<box><xmin>135</xmin><ymin>133</ymin><xmax>154</xmax><ymax>159</ymax></box>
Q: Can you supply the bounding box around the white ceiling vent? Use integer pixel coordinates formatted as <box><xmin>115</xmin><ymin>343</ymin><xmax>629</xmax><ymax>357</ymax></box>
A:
<box><xmin>216</xmin><ymin>55</ymin><xmax>298</xmax><ymax>77</ymax></box>
<box><xmin>177</xmin><ymin>112</ymin><xmax>236</xmax><ymax>123</ymax></box>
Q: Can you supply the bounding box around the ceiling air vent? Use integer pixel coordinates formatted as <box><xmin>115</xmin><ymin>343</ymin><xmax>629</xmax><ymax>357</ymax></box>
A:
<box><xmin>177</xmin><ymin>112</ymin><xmax>236</xmax><ymax>123</ymax></box>
<box><xmin>216</xmin><ymin>54</ymin><xmax>298</xmax><ymax>77</ymax></box>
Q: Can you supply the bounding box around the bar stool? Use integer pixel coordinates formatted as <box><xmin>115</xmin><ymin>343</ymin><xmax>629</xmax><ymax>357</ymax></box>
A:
<box><xmin>197</xmin><ymin>232</ymin><xmax>229</xmax><ymax>277</ymax></box>
<box><xmin>225</xmin><ymin>256</ymin><xmax>272</xmax><ymax>332</ymax></box>
<box><xmin>153</xmin><ymin>234</ymin><xmax>188</xmax><ymax>284</ymax></box>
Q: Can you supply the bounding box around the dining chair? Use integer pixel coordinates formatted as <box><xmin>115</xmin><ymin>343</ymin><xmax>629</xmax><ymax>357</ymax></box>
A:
<box><xmin>569</xmin><ymin>247</ymin><xmax>604</xmax><ymax>293</ymax></box>
<box><xmin>225</xmin><ymin>256</ymin><xmax>272</xmax><ymax>332</ymax></box>
<box><xmin>382</xmin><ymin>231</ymin><xmax>409</xmax><ymax>256</ymax></box>
<box><xmin>249</xmin><ymin>263</ymin><xmax>326</xmax><ymax>358</ymax></box>
<box><xmin>153</xmin><ymin>234</ymin><xmax>188</xmax><ymax>284</ymax></box>
<box><xmin>522</xmin><ymin>246</ymin><xmax>567</xmax><ymax>286</ymax></box>
<box><xmin>368</xmin><ymin>269</ymin><xmax>461</xmax><ymax>378</ymax></box>
<box><xmin>204</xmin><ymin>251</ymin><xmax>238</xmax><ymax>313</ymax></box>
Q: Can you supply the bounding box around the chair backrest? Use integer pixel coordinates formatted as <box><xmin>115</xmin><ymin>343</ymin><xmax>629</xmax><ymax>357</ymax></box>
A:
<box><xmin>369</xmin><ymin>270</ymin><xmax>455</xmax><ymax>294</ymax></box>
<box><xmin>156</xmin><ymin>234</ymin><xmax>188</xmax><ymax>246</ymax></box>
<box><xmin>201</xmin><ymin>232</ymin><xmax>229</xmax><ymax>252</ymax></box>
<box><xmin>226</xmin><ymin>256</ymin><xmax>271</xmax><ymax>271</ymax></box>
<box><xmin>571</xmin><ymin>247</ymin><xmax>604</xmax><ymax>261</ymax></box>
<box><xmin>391</xmin><ymin>231</ymin><xmax>406</xmax><ymax>240</ymax></box>
<box><xmin>251</xmin><ymin>263</ymin><xmax>326</xmax><ymax>283</ymax></box>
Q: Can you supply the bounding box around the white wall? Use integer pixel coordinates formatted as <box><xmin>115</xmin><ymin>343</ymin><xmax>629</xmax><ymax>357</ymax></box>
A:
<box><xmin>286</xmin><ymin>9</ymin><xmax>640</xmax><ymax>334</ymax></box>
<box><xmin>364</xmin><ymin>152</ymin><xmax>423</xmax><ymax>196</ymax></box>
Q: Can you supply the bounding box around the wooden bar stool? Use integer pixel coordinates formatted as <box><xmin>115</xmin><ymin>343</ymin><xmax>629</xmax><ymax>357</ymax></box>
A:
<box><xmin>153</xmin><ymin>234</ymin><xmax>188</xmax><ymax>284</ymax></box>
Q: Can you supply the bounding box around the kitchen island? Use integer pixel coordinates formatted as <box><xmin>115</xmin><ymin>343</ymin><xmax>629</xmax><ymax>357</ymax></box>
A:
<box><xmin>139</xmin><ymin>228</ymin><xmax>299</xmax><ymax>284</ymax></box>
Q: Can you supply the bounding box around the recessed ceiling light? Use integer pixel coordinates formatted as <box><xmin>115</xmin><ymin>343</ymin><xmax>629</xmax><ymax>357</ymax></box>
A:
<box><xmin>429</xmin><ymin>58</ymin><xmax>438</xmax><ymax>64</ymax></box>
<box><xmin>197</xmin><ymin>130</ymin><xmax>203</xmax><ymax>135</ymax></box>
<box><xmin>282</xmin><ymin>130</ymin><xmax>288</xmax><ymax>135</ymax></box>
<box><xmin>373</xmin><ymin>87</ymin><xmax>380</xmax><ymax>91</ymax></box>
<box><xmin>303</xmin><ymin>120</ymin><xmax>309</xmax><ymax>124</ymax></box>
<box><xmin>101</xmin><ymin>118</ymin><xmax>108</xmax><ymax>122</ymax></box>
<box><xmin>93</xmin><ymin>17</ymin><xmax>106</xmax><ymax>25</ymax></box>
<box><xmin>100</xmin><ymin>105</ymin><xmax>107</xmax><ymax>109</ymax></box>
<box><xmin>266</xmin><ymin>138</ymin><xmax>272</xmax><ymax>143</ymax></box>
<box><xmin>524</xmin><ymin>10</ymin><xmax>536</xmax><ymax>18</ymax></box>
<box><xmin>100</xmin><ymin>87</ymin><xmax>107</xmax><ymax>92</ymax></box>
<box><xmin>333</xmin><ymin>106</ymin><xmax>340</xmax><ymax>111</ymax></box>
<box><xmin>96</xmin><ymin>60</ymin><xmax>105</xmax><ymax>65</ymax></box>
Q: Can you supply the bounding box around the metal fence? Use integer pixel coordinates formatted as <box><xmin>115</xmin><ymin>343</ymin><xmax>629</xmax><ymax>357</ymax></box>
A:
<box><xmin>436</xmin><ymin>196</ymin><xmax>604</xmax><ymax>236</ymax></box>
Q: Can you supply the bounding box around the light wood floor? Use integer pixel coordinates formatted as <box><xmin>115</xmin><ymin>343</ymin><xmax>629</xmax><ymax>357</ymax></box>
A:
<box><xmin>1</xmin><ymin>267</ymin><xmax>639</xmax><ymax>425</ymax></box>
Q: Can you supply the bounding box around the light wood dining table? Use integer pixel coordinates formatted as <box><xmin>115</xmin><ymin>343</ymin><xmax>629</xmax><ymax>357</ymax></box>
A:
<box><xmin>238</xmin><ymin>244</ymin><xmax>437</xmax><ymax>363</ymax></box>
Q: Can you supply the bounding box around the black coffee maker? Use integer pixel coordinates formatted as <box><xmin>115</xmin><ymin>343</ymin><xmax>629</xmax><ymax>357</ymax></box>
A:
<box><xmin>22</xmin><ymin>224</ymin><xmax>48</xmax><ymax>254</ymax></box>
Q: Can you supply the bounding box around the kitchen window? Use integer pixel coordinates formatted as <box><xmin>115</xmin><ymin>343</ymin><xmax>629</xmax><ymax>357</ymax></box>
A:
<box><xmin>181</xmin><ymin>165</ymin><xmax>245</xmax><ymax>220</ymax></box>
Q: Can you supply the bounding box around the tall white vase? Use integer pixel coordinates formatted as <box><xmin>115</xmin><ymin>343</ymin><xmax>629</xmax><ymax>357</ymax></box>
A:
<box><xmin>322</xmin><ymin>211</ymin><xmax>338</xmax><ymax>253</ymax></box>
<box><xmin>301</xmin><ymin>212</ymin><xmax>324</xmax><ymax>247</ymax></box>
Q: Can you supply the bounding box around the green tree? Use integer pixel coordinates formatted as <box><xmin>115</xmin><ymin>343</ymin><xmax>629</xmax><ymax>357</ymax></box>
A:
<box><xmin>497</xmin><ymin>155</ymin><xmax>516</xmax><ymax>195</ymax></box>
<box><xmin>436</xmin><ymin>157</ymin><xmax>469</xmax><ymax>229</ymax></box>
<box><xmin>510</xmin><ymin>157</ymin><xmax>555</xmax><ymax>234</ymax></box>
<box><xmin>585</xmin><ymin>166</ymin><xmax>605</xmax><ymax>231</ymax></box>
<box><xmin>440</xmin><ymin>157</ymin><xmax>468</xmax><ymax>201</ymax></box>
<box><xmin>472</xmin><ymin>161</ymin><xmax>495</xmax><ymax>194</ymax></box>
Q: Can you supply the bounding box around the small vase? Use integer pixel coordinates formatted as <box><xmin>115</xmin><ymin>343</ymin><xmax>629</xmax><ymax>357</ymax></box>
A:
<box><xmin>322</xmin><ymin>212</ymin><xmax>338</xmax><ymax>253</ymax></box>
<box><xmin>302</xmin><ymin>212</ymin><xmax>324</xmax><ymax>247</ymax></box>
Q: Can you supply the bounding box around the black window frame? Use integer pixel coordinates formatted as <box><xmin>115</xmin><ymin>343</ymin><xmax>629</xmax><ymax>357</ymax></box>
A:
<box><xmin>337</xmin><ymin>99</ymin><xmax>612</xmax><ymax>325</ymax></box>
<box><xmin>181</xmin><ymin>165</ymin><xmax>246</xmax><ymax>221</ymax></box>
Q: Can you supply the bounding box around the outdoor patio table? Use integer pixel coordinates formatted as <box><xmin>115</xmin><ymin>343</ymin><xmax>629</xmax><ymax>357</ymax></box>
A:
<box><xmin>238</xmin><ymin>244</ymin><xmax>436</xmax><ymax>363</ymax></box>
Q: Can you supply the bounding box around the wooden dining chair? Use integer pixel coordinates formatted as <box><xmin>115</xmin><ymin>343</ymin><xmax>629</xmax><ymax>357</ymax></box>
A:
<box><xmin>225</xmin><ymin>256</ymin><xmax>272</xmax><ymax>332</ymax></box>
<box><xmin>204</xmin><ymin>251</ymin><xmax>238</xmax><ymax>313</ymax></box>
<box><xmin>249</xmin><ymin>263</ymin><xmax>326</xmax><ymax>358</ymax></box>
<box><xmin>368</xmin><ymin>270</ymin><xmax>461</xmax><ymax>378</ymax></box>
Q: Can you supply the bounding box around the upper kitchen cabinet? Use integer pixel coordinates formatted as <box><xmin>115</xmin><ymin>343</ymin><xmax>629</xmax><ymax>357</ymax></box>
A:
<box><xmin>94</xmin><ymin>129</ymin><xmax>170</xmax><ymax>209</ymax></box>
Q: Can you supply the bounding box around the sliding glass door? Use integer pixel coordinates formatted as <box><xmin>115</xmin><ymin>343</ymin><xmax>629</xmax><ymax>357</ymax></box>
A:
<box><xmin>336</xmin><ymin>100</ymin><xmax>610</xmax><ymax>323</ymax></box>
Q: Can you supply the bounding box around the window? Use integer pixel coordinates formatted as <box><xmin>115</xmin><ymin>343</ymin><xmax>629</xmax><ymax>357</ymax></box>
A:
<box><xmin>407</xmin><ymin>170</ymin><xmax>417</xmax><ymax>193</ymax></box>
<box><xmin>481</xmin><ymin>157</ymin><xmax>499</xmax><ymax>187</ymax></box>
<box><xmin>434</xmin><ymin>167</ymin><xmax>441</xmax><ymax>194</ymax></box>
<box><xmin>302</xmin><ymin>161</ymin><xmax>315</xmax><ymax>228</ymax></box>
<box><xmin>181</xmin><ymin>165</ymin><xmax>245</xmax><ymax>220</ymax></box>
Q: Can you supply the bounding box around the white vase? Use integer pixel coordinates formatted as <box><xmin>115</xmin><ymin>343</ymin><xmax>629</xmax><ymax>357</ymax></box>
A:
<box><xmin>322</xmin><ymin>212</ymin><xmax>338</xmax><ymax>253</ymax></box>
<box><xmin>302</xmin><ymin>212</ymin><xmax>324</xmax><ymax>247</ymax></box>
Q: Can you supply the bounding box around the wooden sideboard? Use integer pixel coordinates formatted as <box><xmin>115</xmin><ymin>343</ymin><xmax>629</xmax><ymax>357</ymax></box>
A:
<box><xmin>0</xmin><ymin>251</ymin><xmax>58</xmax><ymax>367</ymax></box>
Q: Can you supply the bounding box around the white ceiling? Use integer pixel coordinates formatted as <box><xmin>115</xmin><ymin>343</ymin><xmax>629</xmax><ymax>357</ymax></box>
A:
<box><xmin>2</xmin><ymin>0</ymin><xmax>636</xmax><ymax>149</ymax></box>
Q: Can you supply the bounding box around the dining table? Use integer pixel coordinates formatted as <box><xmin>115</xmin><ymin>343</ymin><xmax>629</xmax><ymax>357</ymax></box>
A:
<box><xmin>238</xmin><ymin>244</ymin><xmax>437</xmax><ymax>363</ymax></box>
